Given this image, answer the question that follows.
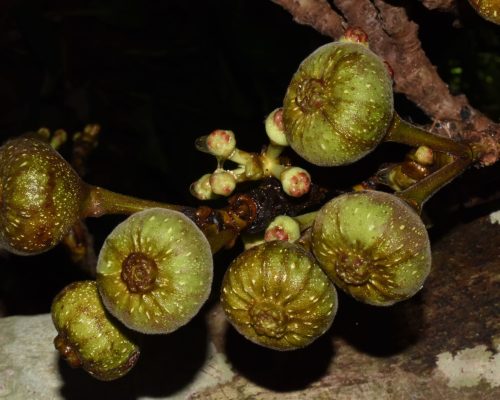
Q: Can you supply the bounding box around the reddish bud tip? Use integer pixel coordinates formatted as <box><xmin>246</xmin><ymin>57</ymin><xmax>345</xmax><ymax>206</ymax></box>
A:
<box><xmin>384</xmin><ymin>61</ymin><xmax>394</xmax><ymax>80</ymax></box>
<box><xmin>264</xmin><ymin>215</ymin><xmax>301</xmax><ymax>243</ymax></box>
<box><xmin>280</xmin><ymin>167</ymin><xmax>311</xmax><ymax>197</ymax></box>
<box><xmin>209</xmin><ymin>170</ymin><xmax>236</xmax><ymax>196</ymax></box>
<box><xmin>265</xmin><ymin>108</ymin><xmax>288</xmax><ymax>146</ymax></box>
<box><xmin>264</xmin><ymin>226</ymin><xmax>289</xmax><ymax>242</ymax></box>
<box><xmin>342</xmin><ymin>27</ymin><xmax>369</xmax><ymax>45</ymax></box>
<box><xmin>206</xmin><ymin>130</ymin><xmax>236</xmax><ymax>158</ymax></box>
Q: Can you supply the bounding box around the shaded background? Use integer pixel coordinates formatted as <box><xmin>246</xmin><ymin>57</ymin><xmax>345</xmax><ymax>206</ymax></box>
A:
<box><xmin>0</xmin><ymin>0</ymin><xmax>499</xmax><ymax>316</ymax></box>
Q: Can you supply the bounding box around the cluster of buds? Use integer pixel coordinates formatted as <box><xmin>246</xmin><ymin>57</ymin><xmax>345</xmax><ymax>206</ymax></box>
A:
<box><xmin>190</xmin><ymin>108</ymin><xmax>312</xmax><ymax>200</ymax></box>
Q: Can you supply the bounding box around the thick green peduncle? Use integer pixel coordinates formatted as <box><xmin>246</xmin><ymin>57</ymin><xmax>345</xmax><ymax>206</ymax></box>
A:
<box><xmin>385</xmin><ymin>114</ymin><xmax>472</xmax><ymax>158</ymax></box>
<box><xmin>81</xmin><ymin>185</ymin><xmax>184</xmax><ymax>218</ymax></box>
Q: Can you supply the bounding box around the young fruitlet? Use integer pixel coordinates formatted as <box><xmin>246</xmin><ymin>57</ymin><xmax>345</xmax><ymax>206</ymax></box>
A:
<box><xmin>96</xmin><ymin>208</ymin><xmax>213</xmax><ymax>334</ymax></box>
<box><xmin>51</xmin><ymin>281</ymin><xmax>140</xmax><ymax>381</ymax></box>
<box><xmin>312</xmin><ymin>191</ymin><xmax>431</xmax><ymax>306</ymax></box>
<box><xmin>221</xmin><ymin>240</ymin><xmax>337</xmax><ymax>350</ymax></box>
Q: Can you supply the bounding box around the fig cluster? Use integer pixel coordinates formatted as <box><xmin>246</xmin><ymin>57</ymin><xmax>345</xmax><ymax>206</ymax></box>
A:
<box><xmin>2</xmin><ymin>28</ymin><xmax>457</xmax><ymax>381</ymax></box>
<box><xmin>220</xmin><ymin>190</ymin><xmax>431</xmax><ymax>350</ymax></box>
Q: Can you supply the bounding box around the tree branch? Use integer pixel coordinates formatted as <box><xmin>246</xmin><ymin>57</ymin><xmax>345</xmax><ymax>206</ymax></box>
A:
<box><xmin>420</xmin><ymin>0</ymin><xmax>457</xmax><ymax>12</ymax></box>
<box><xmin>270</xmin><ymin>0</ymin><xmax>500</xmax><ymax>166</ymax></box>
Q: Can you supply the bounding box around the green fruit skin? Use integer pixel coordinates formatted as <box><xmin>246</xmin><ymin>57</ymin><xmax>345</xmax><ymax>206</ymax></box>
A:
<box><xmin>468</xmin><ymin>0</ymin><xmax>500</xmax><ymax>25</ymax></box>
<box><xmin>51</xmin><ymin>281</ymin><xmax>140</xmax><ymax>381</ymax></box>
<box><xmin>96</xmin><ymin>208</ymin><xmax>214</xmax><ymax>334</ymax></box>
<box><xmin>312</xmin><ymin>191</ymin><xmax>431</xmax><ymax>306</ymax></box>
<box><xmin>283</xmin><ymin>41</ymin><xmax>394</xmax><ymax>166</ymax></box>
<box><xmin>221</xmin><ymin>241</ymin><xmax>338</xmax><ymax>351</ymax></box>
<box><xmin>0</xmin><ymin>137</ymin><xmax>86</xmax><ymax>255</ymax></box>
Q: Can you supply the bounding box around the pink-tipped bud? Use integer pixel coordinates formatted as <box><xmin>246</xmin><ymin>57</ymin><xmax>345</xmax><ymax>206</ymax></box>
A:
<box><xmin>206</xmin><ymin>129</ymin><xmax>236</xmax><ymax>158</ymax></box>
<box><xmin>265</xmin><ymin>108</ymin><xmax>288</xmax><ymax>146</ymax></box>
<box><xmin>414</xmin><ymin>146</ymin><xmax>434</xmax><ymax>166</ymax></box>
<box><xmin>209</xmin><ymin>170</ymin><xmax>236</xmax><ymax>196</ymax></box>
<box><xmin>264</xmin><ymin>215</ymin><xmax>301</xmax><ymax>243</ymax></box>
<box><xmin>280</xmin><ymin>167</ymin><xmax>311</xmax><ymax>197</ymax></box>
<box><xmin>341</xmin><ymin>27</ymin><xmax>369</xmax><ymax>45</ymax></box>
<box><xmin>190</xmin><ymin>174</ymin><xmax>214</xmax><ymax>200</ymax></box>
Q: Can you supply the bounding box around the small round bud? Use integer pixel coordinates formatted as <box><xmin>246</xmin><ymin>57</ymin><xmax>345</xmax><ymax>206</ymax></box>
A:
<box><xmin>209</xmin><ymin>170</ymin><xmax>236</xmax><ymax>196</ymax></box>
<box><xmin>265</xmin><ymin>108</ymin><xmax>288</xmax><ymax>146</ymax></box>
<box><xmin>280</xmin><ymin>167</ymin><xmax>311</xmax><ymax>197</ymax></box>
<box><xmin>264</xmin><ymin>215</ymin><xmax>301</xmax><ymax>243</ymax></box>
<box><xmin>50</xmin><ymin>129</ymin><xmax>68</xmax><ymax>150</ymax></box>
<box><xmin>341</xmin><ymin>27</ymin><xmax>369</xmax><ymax>45</ymax></box>
<box><xmin>190</xmin><ymin>174</ymin><xmax>214</xmax><ymax>200</ymax></box>
<box><xmin>414</xmin><ymin>146</ymin><xmax>434</xmax><ymax>166</ymax></box>
<box><xmin>206</xmin><ymin>129</ymin><xmax>236</xmax><ymax>158</ymax></box>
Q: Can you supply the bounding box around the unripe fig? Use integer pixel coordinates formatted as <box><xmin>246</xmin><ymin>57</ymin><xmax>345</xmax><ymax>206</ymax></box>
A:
<box><xmin>221</xmin><ymin>241</ymin><xmax>337</xmax><ymax>350</ymax></box>
<box><xmin>51</xmin><ymin>281</ymin><xmax>140</xmax><ymax>381</ymax></box>
<box><xmin>0</xmin><ymin>137</ymin><xmax>86</xmax><ymax>255</ymax></box>
<box><xmin>283</xmin><ymin>40</ymin><xmax>393</xmax><ymax>166</ymax></box>
<box><xmin>0</xmin><ymin>136</ymin><xmax>191</xmax><ymax>256</ymax></box>
<box><xmin>468</xmin><ymin>0</ymin><xmax>500</xmax><ymax>25</ymax></box>
<box><xmin>96</xmin><ymin>208</ymin><xmax>213</xmax><ymax>334</ymax></box>
<box><xmin>312</xmin><ymin>191</ymin><xmax>431</xmax><ymax>306</ymax></box>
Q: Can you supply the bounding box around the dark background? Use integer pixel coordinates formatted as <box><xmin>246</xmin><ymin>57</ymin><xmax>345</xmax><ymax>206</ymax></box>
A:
<box><xmin>0</xmin><ymin>0</ymin><xmax>499</xmax><ymax>315</ymax></box>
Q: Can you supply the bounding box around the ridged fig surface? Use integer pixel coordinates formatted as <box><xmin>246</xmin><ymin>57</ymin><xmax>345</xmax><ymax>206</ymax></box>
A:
<box><xmin>283</xmin><ymin>41</ymin><xmax>394</xmax><ymax>166</ymax></box>
<box><xmin>312</xmin><ymin>191</ymin><xmax>431</xmax><ymax>306</ymax></box>
<box><xmin>0</xmin><ymin>137</ymin><xmax>86</xmax><ymax>255</ymax></box>
<box><xmin>96</xmin><ymin>208</ymin><xmax>213</xmax><ymax>334</ymax></box>
<box><xmin>51</xmin><ymin>281</ymin><xmax>140</xmax><ymax>381</ymax></box>
<box><xmin>221</xmin><ymin>241</ymin><xmax>337</xmax><ymax>350</ymax></box>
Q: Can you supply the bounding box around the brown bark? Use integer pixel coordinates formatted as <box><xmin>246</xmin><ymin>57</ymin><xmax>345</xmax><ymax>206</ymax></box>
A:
<box><xmin>270</xmin><ymin>0</ymin><xmax>500</xmax><ymax>166</ymax></box>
